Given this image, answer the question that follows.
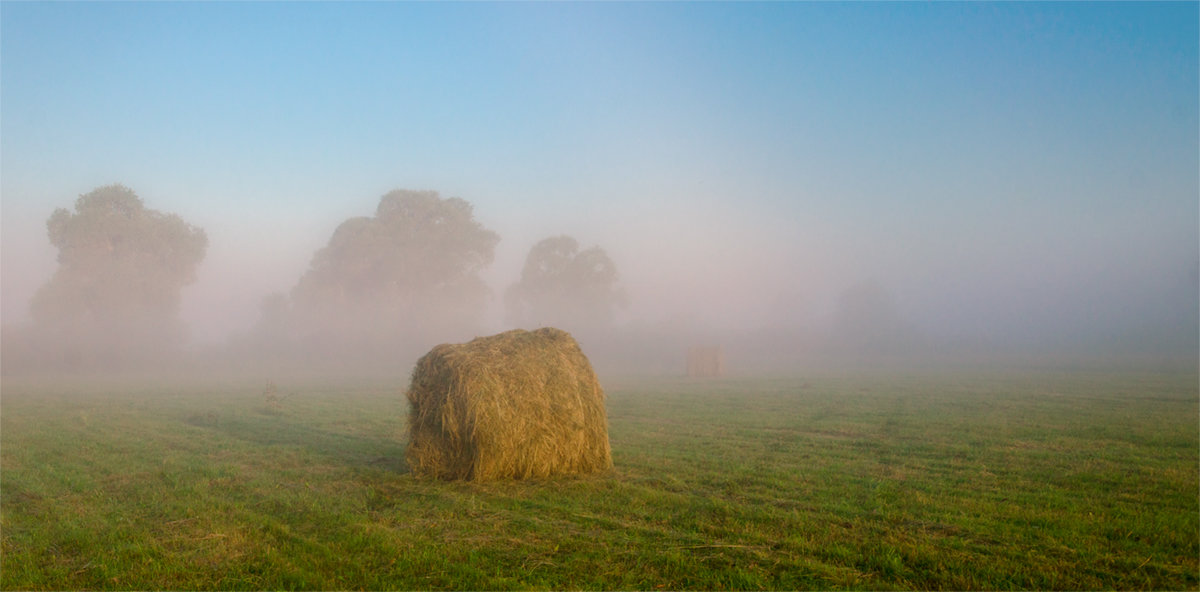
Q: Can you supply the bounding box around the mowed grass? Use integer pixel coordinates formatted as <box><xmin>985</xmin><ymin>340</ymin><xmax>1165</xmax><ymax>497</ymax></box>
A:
<box><xmin>1</xmin><ymin>370</ymin><xmax>1196</xmax><ymax>590</ymax></box>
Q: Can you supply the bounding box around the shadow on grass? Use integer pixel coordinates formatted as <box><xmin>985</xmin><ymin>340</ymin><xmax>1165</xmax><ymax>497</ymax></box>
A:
<box><xmin>198</xmin><ymin>411</ymin><xmax>410</xmax><ymax>475</ymax></box>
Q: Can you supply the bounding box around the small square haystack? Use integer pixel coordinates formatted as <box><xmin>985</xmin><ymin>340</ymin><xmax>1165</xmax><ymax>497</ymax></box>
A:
<box><xmin>686</xmin><ymin>345</ymin><xmax>726</xmax><ymax>378</ymax></box>
<box><xmin>405</xmin><ymin>327</ymin><xmax>612</xmax><ymax>481</ymax></box>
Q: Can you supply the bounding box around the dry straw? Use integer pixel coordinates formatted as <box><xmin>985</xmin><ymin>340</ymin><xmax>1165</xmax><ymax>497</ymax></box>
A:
<box><xmin>686</xmin><ymin>345</ymin><xmax>726</xmax><ymax>378</ymax></box>
<box><xmin>405</xmin><ymin>327</ymin><xmax>612</xmax><ymax>481</ymax></box>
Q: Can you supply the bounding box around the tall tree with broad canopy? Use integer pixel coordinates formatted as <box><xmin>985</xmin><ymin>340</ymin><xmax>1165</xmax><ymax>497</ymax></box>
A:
<box><xmin>29</xmin><ymin>184</ymin><xmax>208</xmax><ymax>365</ymax></box>
<box><xmin>289</xmin><ymin>189</ymin><xmax>500</xmax><ymax>353</ymax></box>
<box><xmin>831</xmin><ymin>281</ymin><xmax>916</xmax><ymax>355</ymax></box>
<box><xmin>505</xmin><ymin>235</ymin><xmax>625</xmax><ymax>332</ymax></box>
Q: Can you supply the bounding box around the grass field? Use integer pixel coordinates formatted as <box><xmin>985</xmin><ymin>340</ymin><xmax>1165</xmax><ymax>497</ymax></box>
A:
<box><xmin>2</xmin><ymin>369</ymin><xmax>1197</xmax><ymax>590</ymax></box>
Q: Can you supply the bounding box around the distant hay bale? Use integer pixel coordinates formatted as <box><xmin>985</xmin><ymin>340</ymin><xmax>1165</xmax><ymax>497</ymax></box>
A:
<box><xmin>405</xmin><ymin>327</ymin><xmax>613</xmax><ymax>481</ymax></box>
<box><xmin>686</xmin><ymin>345</ymin><xmax>726</xmax><ymax>378</ymax></box>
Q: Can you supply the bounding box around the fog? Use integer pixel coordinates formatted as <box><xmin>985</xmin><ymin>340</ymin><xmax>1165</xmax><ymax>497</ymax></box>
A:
<box><xmin>4</xmin><ymin>183</ymin><xmax>1195</xmax><ymax>379</ymax></box>
<box><xmin>2</xmin><ymin>2</ymin><xmax>1197</xmax><ymax>379</ymax></box>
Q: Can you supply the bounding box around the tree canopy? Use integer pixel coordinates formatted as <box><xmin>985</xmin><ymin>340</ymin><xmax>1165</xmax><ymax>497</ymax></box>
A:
<box><xmin>831</xmin><ymin>281</ymin><xmax>915</xmax><ymax>355</ymax></box>
<box><xmin>505</xmin><ymin>235</ymin><xmax>625</xmax><ymax>332</ymax></box>
<box><xmin>288</xmin><ymin>189</ymin><xmax>500</xmax><ymax>351</ymax></box>
<box><xmin>29</xmin><ymin>184</ymin><xmax>208</xmax><ymax>363</ymax></box>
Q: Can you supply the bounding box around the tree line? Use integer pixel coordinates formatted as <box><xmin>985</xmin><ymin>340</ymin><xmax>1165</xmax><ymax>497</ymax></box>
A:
<box><xmin>11</xmin><ymin>184</ymin><xmax>625</xmax><ymax>371</ymax></box>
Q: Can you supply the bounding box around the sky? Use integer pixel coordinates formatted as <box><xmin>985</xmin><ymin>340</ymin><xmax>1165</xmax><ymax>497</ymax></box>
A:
<box><xmin>2</xmin><ymin>2</ymin><xmax>1197</xmax><ymax>353</ymax></box>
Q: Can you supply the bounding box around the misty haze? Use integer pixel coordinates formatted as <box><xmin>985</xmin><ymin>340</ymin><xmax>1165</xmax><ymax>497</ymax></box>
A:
<box><xmin>1</xmin><ymin>2</ymin><xmax>1196</xmax><ymax>590</ymax></box>
<box><xmin>3</xmin><ymin>178</ymin><xmax>1194</xmax><ymax>377</ymax></box>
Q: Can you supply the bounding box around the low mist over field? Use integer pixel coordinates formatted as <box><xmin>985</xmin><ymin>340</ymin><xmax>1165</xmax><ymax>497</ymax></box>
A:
<box><xmin>2</xmin><ymin>2</ymin><xmax>1197</xmax><ymax>377</ymax></box>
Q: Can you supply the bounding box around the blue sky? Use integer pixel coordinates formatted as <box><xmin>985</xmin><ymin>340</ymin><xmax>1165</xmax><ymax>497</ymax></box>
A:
<box><xmin>2</xmin><ymin>2</ymin><xmax>1196</xmax><ymax>348</ymax></box>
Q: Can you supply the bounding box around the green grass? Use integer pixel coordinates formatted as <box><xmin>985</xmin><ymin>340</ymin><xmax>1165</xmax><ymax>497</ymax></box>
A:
<box><xmin>2</xmin><ymin>370</ymin><xmax>1197</xmax><ymax>590</ymax></box>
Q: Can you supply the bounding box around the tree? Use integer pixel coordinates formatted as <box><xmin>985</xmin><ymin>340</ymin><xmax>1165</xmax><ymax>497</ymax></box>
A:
<box><xmin>29</xmin><ymin>184</ymin><xmax>208</xmax><ymax>365</ymax></box>
<box><xmin>505</xmin><ymin>235</ymin><xmax>625</xmax><ymax>331</ymax></box>
<box><xmin>830</xmin><ymin>281</ymin><xmax>913</xmax><ymax>355</ymax></box>
<box><xmin>289</xmin><ymin>189</ymin><xmax>500</xmax><ymax>352</ymax></box>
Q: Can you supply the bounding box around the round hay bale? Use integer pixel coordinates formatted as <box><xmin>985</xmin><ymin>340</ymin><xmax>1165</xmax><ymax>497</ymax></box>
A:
<box><xmin>405</xmin><ymin>327</ymin><xmax>613</xmax><ymax>481</ymax></box>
